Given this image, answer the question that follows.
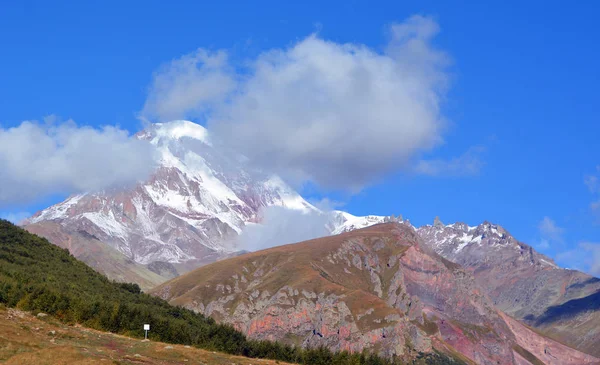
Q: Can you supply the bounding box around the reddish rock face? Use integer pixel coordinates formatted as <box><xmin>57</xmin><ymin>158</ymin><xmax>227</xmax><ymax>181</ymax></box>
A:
<box><xmin>152</xmin><ymin>223</ymin><xmax>600</xmax><ymax>365</ymax></box>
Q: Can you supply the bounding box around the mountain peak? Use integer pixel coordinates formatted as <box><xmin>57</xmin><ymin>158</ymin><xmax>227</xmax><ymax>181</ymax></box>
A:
<box><xmin>137</xmin><ymin>120</ymin><xmax>211</xmax><ymax>145</ymax></box>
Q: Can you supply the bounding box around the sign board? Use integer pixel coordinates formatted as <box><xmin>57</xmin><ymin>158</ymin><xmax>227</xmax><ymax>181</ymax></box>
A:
<box><xmin>144</xmin><ymin>324</ymin><xmax>150</xmax><ymax>330</ymax></box>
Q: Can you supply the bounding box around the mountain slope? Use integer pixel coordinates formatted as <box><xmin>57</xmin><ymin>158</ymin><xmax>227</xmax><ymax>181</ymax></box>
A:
<box><xmin>24</xmin><ymin>220</ymin><xmax>169</xmax><ymax>290</ymax></box>
<box><xmin>416</xmin><ymin>219</ymin><xmax>600</xmax><ymax>356</ymax></box>
<box><xmin>151</xmin><ymin>222</ymin><xmax>598</xmax><ymax>365</ymax></box>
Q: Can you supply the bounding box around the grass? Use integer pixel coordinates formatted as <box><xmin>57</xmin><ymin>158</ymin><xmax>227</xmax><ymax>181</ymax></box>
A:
<box><xmin>158</xmin><ymin>224</ymin><xmax>414</xmax><ymax>325</ymax></box>
<box><xmin>0</xmin><ymin>306</ymin><xmax>293</xmax><ymax>365</ymax></box>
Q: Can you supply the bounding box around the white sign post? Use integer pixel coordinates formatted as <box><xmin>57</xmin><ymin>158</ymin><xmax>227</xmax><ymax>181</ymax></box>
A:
<box><xmin>144</xmin><ymin>324</ymin><xmax>150</xmax><ymax>340</ymax></box>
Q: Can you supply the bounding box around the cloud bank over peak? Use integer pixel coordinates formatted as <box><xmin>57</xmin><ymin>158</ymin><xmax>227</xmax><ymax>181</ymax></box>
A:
<box><xmin>0</xmin><ymin>118</ymin><xmax>156</xmax><ymax>205</ymax></box>
<box><xmin>141</xmin><ymin>15</ymin><xmax>463</xmax><ymax>191</ymax></box>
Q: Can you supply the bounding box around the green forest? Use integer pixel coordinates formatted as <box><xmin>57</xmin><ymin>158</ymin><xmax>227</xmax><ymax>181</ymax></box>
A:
<box><xmin>0</xmin><ymin>219</ymin><xmax>461</xmax><ymax>365</ymax></box>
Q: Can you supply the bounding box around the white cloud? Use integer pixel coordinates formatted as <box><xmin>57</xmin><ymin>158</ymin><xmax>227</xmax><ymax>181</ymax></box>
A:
<box><xmin>0</xmin><ymin>119</ymin><xmax>156</xmax><ymax>205</ymax></box>
<box><xmin>413</xmin><ymin>145</ymin><xmax>485</xmax><ymax>177</ymax></box>
<box><xmin>0</xmin><ymin>211</ymin><xmax>31</xmax><ymax>225</ymax></box>
<box><xmin>308</xmin><ymin>197</ymin><xmax>345</xmax><ymax>211</ymax></box>
<box><xmin>536</xmin><ymin>216</ymin><xmax>565</xmax><ymax>250</ymax></box>
<box><xmin>584</xmin><ymin>166</ymin><xmax>600</xmax><ymax>193</ymax></box>
<box><xmin>238</xmin><ymin>206</ymin><xmax>330</xmax><ymax>252</ymax></box>
<box><xmin>141</xmin><ymin>15</ymin><xmax>455</xmax><ymax>191</ymax></box>
<box><xmin>585</xmin><ymin>175</ymin><xmax>599</xmax><ymax>193</ymax></box>
<box><xmin>557</xmin><ymin>242</ymin><xmax>600</xmax><ymax>277</ymax></box>
<box><xmin>140</xmin><ymin>50</ymin><xmax>235</xmax><ymax>123</ymax></box>
<box><xmin>537</xmin><ymin>239</ymin><xmax>550</xmax><ymax>250</ymax></box>
<box><xmin>585</xmin><ymin>166</ymin><xmax>600</xmax><ymax>216</ymax></box>
<box><xmin>581</xmin><ymin>242</ymin><xmax>600</xmax><ymax>276</ymax></box>
<box><xmin>538</xmin><ymin>216</ymin><xmax>564</xmax><ymax>245</ymax></box>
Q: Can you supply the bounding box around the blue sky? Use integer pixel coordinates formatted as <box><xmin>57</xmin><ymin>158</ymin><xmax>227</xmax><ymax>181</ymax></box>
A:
<box><xmin>0</xmin><ymin>1</ymin><xmax>599</xmax><ymax>274</ymax></box>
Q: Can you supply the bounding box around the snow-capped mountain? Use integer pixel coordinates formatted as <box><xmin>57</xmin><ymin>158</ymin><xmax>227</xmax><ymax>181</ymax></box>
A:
<box><xmin>26</xmin><ymin>121</ymin><xmax>316</xmax><ymax>266</ymax></box>
<box><xmin>416</xmin><ymin>217</ymin><xmax>558</xmax><ymax>269</ymax></box>
<box><xmin>26</xmin><ymin>120</ymin><xmax>394</xmax><ymax>270</ymax></box>
<box><xmin>415</xmin><ymin>217</ymin><xmax>585</xmax><ymax>319</ymax></box>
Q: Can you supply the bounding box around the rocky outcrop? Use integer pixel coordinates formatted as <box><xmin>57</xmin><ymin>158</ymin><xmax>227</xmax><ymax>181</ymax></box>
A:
<box><xmin>152</xmin><ymin>223</ymin><xmax>599</xmax><ymax>364</ymax></box>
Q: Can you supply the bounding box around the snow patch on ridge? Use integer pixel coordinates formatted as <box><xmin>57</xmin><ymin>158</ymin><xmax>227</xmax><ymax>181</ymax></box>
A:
<box><xmin>28</xmin><ymin>194</ymin><xmax>86</xmax><ymax>223</ymax></box>
<box><xmin>264</xmin><ymin>176</ymin><xmax>316</xmax><ymax>212</ymax></box>
<box><xmin>81</xmin><ymin>211</ymin><xmax>128</xmax><ymax>242</ymax></box>
<box><xmin>329</xmin><ymin>211</ymin><xmax>395</xmax><ymax>235</ymax></box>
<box><xmin>455</xmin><ymin>234</ymin><xmax>473</xmax><ymax>253</ymax></box>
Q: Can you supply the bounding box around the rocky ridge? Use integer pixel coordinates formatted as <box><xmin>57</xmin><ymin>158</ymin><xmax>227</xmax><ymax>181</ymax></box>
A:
<box><xmin>416</xmin><ymin>219</ymin><xmax>600</xmax><ymax>356</ymax></box>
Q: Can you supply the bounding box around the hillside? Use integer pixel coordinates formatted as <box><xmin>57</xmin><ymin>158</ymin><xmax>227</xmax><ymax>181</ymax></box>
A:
<box><xmin>0</xmin><ymin>219</ymin><xmax>423</xmax><ymax>365</ymax></box>
<box><xmin>24</xmin><ymin>220</ymin><xmax>169</xmax><ymax>290</ymax></box>
<box><xmin>152</xmin><ymin>222</ymin><xmax>599</xmax><ymax>365</ymax></box>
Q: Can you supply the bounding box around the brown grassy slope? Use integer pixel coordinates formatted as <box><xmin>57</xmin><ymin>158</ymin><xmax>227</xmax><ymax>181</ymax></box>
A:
<box><xmin>153</xmin><ymin>223</ymin><xmax>410</xmax><ymax>323</ymax></box>
<box><xmin>154</xmin><ymin>223</ymin><xmax>407</xmax><ymax>297</ymax></box>
<box><xmin>0</xmin><ymin>306</ymin><xmax>292</xmax><ymax>365</ymax></box>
